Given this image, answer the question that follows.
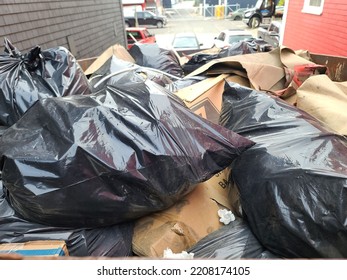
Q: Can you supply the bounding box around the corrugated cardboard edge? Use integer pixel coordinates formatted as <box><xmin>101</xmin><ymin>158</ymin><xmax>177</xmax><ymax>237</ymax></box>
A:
<box><xmin>175</xmin><ymin>74</ymin><xmax>229</xmax><ymax>102</ymax></box>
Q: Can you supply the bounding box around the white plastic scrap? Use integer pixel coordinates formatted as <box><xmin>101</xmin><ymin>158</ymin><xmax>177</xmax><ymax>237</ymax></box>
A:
<box><xmin>163</xmin><ymin>248</ymin><xmax>194</xmax><ymax>259</ymax></box>
<box><xmin>239</xmin><ymin>205</ymin><xmax>243</xmax><ymax>216</ymax></box>
<box><xmin>218</xmin><ymin>208</ymin><xmax>236</xmax><ymax>225</ymax></box>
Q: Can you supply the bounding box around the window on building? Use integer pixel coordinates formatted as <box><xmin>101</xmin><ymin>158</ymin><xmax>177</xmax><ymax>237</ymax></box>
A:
<box><xmin>302</xmin><ymin>0</ymin><xmax>325</xmax><ymax>15</ymax></box>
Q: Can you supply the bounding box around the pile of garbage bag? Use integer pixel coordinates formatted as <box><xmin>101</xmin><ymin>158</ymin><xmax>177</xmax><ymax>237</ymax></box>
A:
<box><xmin>0</xmin><ymin>37</ymin><xmax>346</xmax><ymax>259</ymax></box>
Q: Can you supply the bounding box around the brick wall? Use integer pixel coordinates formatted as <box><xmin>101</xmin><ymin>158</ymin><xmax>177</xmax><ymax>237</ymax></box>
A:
<box><xmin>0</xmin><ymin>0</ymin><xmax>126</xmax><ymax>59</ymax></box>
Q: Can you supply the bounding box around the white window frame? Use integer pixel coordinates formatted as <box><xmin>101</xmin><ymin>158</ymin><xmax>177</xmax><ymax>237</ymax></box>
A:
<box><xmin>302</xmin><ymin>0</ymin><xmax>325</xmax><ymax>15</ymax></box>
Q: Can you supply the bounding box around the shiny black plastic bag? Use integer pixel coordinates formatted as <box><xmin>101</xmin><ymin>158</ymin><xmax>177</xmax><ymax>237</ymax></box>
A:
<box><xmin>218</xmin><ymin>38</ymin><xmax>272</xmax><ymax>58</ymax></box>
<box><xmin>182</xmin><ymin>39</ymin><xmax>269</xmax><ymax>75</ymax></box>
<box><xmin>165</xmin><ymin>76</ymin><xmax>206</xmax><ymax>93</ymax></box>
<box><xmin>0</xmin><ymin>38</ymin><xmax>91</xmax><ymax>127</ymax></box>
<box><xmin>0</xmin><ymin>77</ymin><xmax>254</xmax><ymax>228</ymax></box>
<box><xmin>89</xmin><ymin>55</ymin><xmax>174</xmax><ymax>89</ymax></box>
<box><xmin>129</xmin><ymin>43</ymin><xmax>184</xmax><ymax>78</ymax></box>
<box><xmin>182</xmin><ymin>54</ymin><xmax>219</xmax><ymax>75</ymax></box>
<box><xmin>188</xmin><ymin>218</ymin><xmax>278</xmax><ymax>259</ymax></box>
<box><xmin>219</xmin><ymin>82</ymin><xmax>347</xmax><ymax>258</ymax></box>
<box><xmin>0</xmin><ymin>181</ymin><xmax>134</xmax><ymax>257</ymax></box>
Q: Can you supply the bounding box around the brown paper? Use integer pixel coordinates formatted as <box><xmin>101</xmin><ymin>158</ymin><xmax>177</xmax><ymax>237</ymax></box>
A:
<box><xmin>132</xmin><ymin>168</ymin><xmax>232</xmax><ymax>257</ymax></box>
<box><xmin>84</xmin><ymin>44</ymin><xmax>135</xmax><ymax>76</ymax></box>
<box><xmin>186</xmin><ymin>48</ymin><xmax>287</xmax><ymax>92</ymax></box>
<box><xmin>297</xmin><ymin>75</ymin><xmax>347</xmax><ymax>135</ymax></box>
<box><xmin>175</xmin><ymin>74</ymin><xmax>249</xmax><ymax>124</ymax></box>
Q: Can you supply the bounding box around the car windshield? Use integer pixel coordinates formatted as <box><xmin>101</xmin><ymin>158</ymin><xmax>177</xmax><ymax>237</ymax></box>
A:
<box><xmin>172</xmin><ymin>37</ymin><xmax>198</xmax><ymax>48</ymax></box>
<box><xmin>143</xmin><ymin>30</ymin><xmax>152</xmax><ymax>37</ymax></box>
<box><xmin>145</xmin><ymin>11</ymin><xmax>156</xmax><ymax>17</ymax></box>
<box><xmin>255</xmin><ymin>0</ymin><xmax>263</xmax><ymax>9</ymax></box>
<box><xmin>228</xmin><ymin>35</ymin><xmax>253</xmax><ymax>44</ymax></box>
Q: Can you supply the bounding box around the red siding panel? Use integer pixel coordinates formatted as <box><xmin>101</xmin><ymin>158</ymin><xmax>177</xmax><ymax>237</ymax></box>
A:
<box><xmin>283</xmin><ymin>0</ymin><xmax>347</xmax><ymax>56</ymax></box>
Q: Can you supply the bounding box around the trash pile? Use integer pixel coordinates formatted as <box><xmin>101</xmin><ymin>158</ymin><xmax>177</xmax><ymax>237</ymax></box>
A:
<box><xmin>0</xmin><ymin>38</ymin><xmax>346</xmax><ymax>259</ymax></box>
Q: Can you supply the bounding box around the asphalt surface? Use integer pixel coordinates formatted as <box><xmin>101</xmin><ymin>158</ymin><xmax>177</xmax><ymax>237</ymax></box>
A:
<box><xmin>146</xmin><ymin>14</ymin><xmax>259</xmax><ymax>50</ymax></box>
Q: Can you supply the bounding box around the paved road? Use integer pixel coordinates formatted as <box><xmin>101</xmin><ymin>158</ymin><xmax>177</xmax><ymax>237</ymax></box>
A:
<box><xmin>146</xmin><ymin>15</ymin><xmax>259</xmax><ymax>50</ymax></box>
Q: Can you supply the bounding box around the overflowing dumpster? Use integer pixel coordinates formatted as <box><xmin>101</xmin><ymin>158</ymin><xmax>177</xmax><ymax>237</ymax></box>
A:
<box><xmin>0</xmin><ymin>38</ymin><xmax>346</xmax><ymax>259</ymax></box>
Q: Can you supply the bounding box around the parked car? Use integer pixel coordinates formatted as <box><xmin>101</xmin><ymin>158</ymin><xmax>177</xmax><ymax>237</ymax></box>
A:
<box><xmin>171</xmin><ymin>32</ymin><xmax>203</xmax><ymax>55</ymax></box>
<box><xmin>126</xmin><ymin>27</ymin><xmax>156</xmax><ymax>50</ymax></box>
<box><xmin>257</xmin><ymin>21</ymin><xmax>281</xmax><ymax>47</ymax></box>
<box><xmin>228</xmin><ymin>8</ymin><xmax>248</xmax><ymax>21</ymax></box>
<box><xmin>213</xmin><ymin>29</ymin><xmax>254</xmax><ymax>48</ymax></box>
<box><xmin>243</xmin><ymin>0</ymin><xmax>276</xmax><ymax>28</ymax></box>
<box><xmin>124</xmin><ymin>11</ymin><xmax>167</xmax><ymax>28</ymax></box>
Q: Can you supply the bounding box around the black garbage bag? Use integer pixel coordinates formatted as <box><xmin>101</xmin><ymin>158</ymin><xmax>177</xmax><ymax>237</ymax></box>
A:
<box><xmin>0</xmin><ymin>38</ymin><xmax>91</xmax><ymax>127</ymax></box>
<box><xmin>129</xmin><ymin>43</ymin><xmax>184</xmax><ymax>78</ymax></box>
<box><xmin>89</xmin><ymin>55</ymin><xmax>174</xmax><ymax>90</ymax></box>
<box><xmin>0</xmin><ymin>181</ymin><xmax>134</xmax><ymax>257</ymax></box>
<box><xmin>0</xmin><ymin>76</ymin><xmax>254</xmax><ymax>228</ymax></box>
<box><xmin>165</xmin><ymin>76</ymin><xmax>206</xmax><ymax>93</ymax></box>
<box><xmin>188</xmin><ymin>218</ymin><xmax>279</xmax><ymax>259</ymax></box>
<box><xmin>218</xmin><ymin>40</ymin><xmax>257</xmax><ymax>58</ymax></box>
<box><xmin>243</xmin><ymin>38</ymin><xmax>273</xmax><ymax>52</ymax></box>
<box><xmin>218</xmin><ymin>39</ymin><xmax>272</xmax><ymax>58</ymax></box>
<box><xmin>88</xmin><ymin>55</ymin><xmax>135</xmax><ymax>85</ymax></box>
<box><xmin>182</xmin><ymin>53</ymin><xmax>219</xmax><ymax>75</ymax></box>
<box><xmin>182</xmin><ymin>39</ymin><xmax>271</xmax><ymax>75</ymax></box>
<box><xmin>219</xmin><ymin>82</ymin><xmax>347</xmax><ymax>258</ymax></box>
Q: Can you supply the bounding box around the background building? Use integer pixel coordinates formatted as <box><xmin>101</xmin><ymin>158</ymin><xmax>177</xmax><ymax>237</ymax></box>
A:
<box><xmin>282</xmin><ymin>0</ymin><xmax>347</xmax><ymax>56</ymax></box>
<box><xmin>0</xmin><ymin>0</ymin><xmax>126</xmax><ymax>59</ymax></box>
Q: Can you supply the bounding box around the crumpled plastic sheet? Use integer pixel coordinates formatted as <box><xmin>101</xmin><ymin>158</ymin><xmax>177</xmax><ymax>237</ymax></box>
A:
<box><xmin>129</xmin><ymin>43</ymin><xmax>184</xmax><ymax>78</ymax></box>
<box><xmin>0</xmin><ymin>75</ymin><xmax>254</xmax><ymax>228</ymax></box>
<box><xmin>89</xmin><ymin>55</ymin><xmax>174</xmax><ymax>90</ymax></box>
<box><xmin>182</xmin><ymin>39</ymin><xmax>272</xmax><ymax>75</ymax></box>
<box><xmin>165</xmin><ymin>76</ymin><xmax>206</xmax><ymax>93</ymax></box>
<box><xmin>188</xmin><ymin>218</ymin><xmax>278</xmax><ymax>259</ymax></box>
<box><xmin>0</xmin><ymin>38</ymin><xmax>91</xmax><ymax>127</ymax></box>
<box><xmin>218</xmin><ymin>38</ymin><xmax>273</xmax><ymax>58</ymax></box>
<box><xmin>182</xmin><ymin>53</ymin><xmax>220</xmax><ymax>75</ymax></box>
<box><xmin>219</xmin><ymin>82</ymin><xmax>347</xmax><ymax>258</ymax></box>
<box><xmin>0</xmin><ymin>181</ymin><xmax>134</xmax><ymax>257</ymax></box>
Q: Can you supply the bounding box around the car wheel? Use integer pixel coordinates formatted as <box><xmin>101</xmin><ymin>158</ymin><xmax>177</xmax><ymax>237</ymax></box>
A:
<box><xmin>156</xmin><ymin>21</ymin><xmax>163</xmax><ymax>28</ymax></box>
<box><xmin>235</xmin><ymin>16</ymin><xmax>241</xmax><ymax>20</ymax></box>
<box><xmin>249</xmin><ymin>17</ymin><xmax>260</xmax><ymax>28</ymax></box>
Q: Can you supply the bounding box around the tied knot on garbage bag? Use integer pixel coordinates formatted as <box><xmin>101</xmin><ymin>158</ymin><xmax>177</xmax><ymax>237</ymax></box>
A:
<box><xmin>0</xmin><ymin>38</ymin><xmax>91</xmax><ymax>127</ymax></box>
<box><xmin>4</xmin><ymin>38</ymin><xmax>42</xmax><ymax>71</ymax></box>
<box><xmin>0</xmin><ymin>70</ymin><xmax>254</xmax><ymax>228</ymax></box>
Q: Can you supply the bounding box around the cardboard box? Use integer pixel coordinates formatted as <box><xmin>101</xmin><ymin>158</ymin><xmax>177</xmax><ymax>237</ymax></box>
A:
<box><xmin>132</xmin><ymin>168</ymin><xmax>233</xmax><ymax>257</ymax></box>
<box><xmin>83</xmin><ymin>44</ymin><xmax>135</xmax><ymax>76</ymax></box>
<box><xmin>0</xmin><ymin>240</ymin><xmax>69</xmax><ymax>257</ymax></box>
<box><xmin>175</xmin><ymin>74</ymin><xmax>250</xmax><ymax>124</ymax></box>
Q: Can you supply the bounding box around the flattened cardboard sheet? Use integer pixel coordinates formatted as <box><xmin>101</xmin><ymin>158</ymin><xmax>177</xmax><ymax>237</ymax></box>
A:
<box><xmin>84</xmin><ymin>44</ymin><xmax>135</xmax><ymax>76</ymax></box>
<box><xmin>297</xmin><ymin>75</ymin><xmax>347</xmax><ymax>135</ymax></box>
<box><xmin>132</xmin><ymin>169</ymin><xmax>233</xmax><ymax>257</ymax></box>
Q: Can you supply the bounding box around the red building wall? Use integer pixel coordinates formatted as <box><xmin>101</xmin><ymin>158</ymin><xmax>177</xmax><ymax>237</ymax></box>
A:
<box><xmin>283</xmin><ymin>0</ymin><xmax>347</xmax><ymax>56</ymax></box>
